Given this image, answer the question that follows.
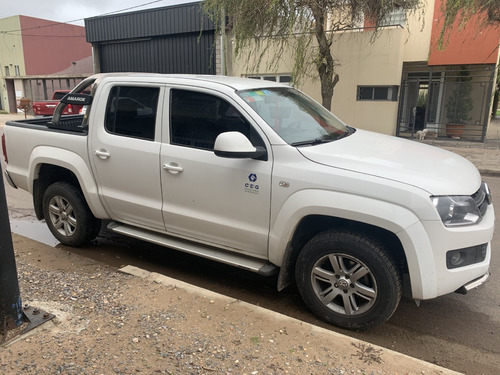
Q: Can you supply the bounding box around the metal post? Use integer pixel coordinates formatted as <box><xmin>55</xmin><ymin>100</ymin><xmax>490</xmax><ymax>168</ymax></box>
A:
<box><xmin>0</xmin><ymin>160</ymin><xmax>24</xmax><ymax>334</ymax></box>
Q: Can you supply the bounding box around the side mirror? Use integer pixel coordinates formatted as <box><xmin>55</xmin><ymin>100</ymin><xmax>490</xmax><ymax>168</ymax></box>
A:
<box><xmin>214</xmin><ymin>132</ymin><xmax>267</xmax><ymax>160</ymax></box>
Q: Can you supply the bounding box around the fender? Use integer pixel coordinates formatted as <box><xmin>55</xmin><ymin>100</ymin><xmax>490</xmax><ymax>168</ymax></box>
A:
<box><xmin>269</xmin><ymin>189</ymin><xmax>437</xmax><ymax>300</ymax></box>
<box><xmin>28</xmin><ymin>146</ymin><xmax>108</xmax><ymax>219</ymax></box>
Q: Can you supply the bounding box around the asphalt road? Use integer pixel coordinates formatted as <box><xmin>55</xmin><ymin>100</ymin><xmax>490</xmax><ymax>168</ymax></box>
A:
<box><xmin>2</xmin><ymin>156</ymin><xmax>499</xmax><ymax>374</ymax></box>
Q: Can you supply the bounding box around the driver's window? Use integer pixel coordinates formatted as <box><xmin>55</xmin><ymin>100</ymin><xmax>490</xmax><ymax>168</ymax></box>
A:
<box><xmin>170</xmin><ymin>89</ymin><xmax>262</xmax><ymax>151</ymax></box>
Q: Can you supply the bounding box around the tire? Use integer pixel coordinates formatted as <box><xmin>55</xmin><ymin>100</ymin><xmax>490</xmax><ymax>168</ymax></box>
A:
<box><xmin>295</xmin><ymin>230</ymin><xmax>402</xmax><ymax>330</ymax></box>
<box><xmin>42</xmin><ymin>182</ymin><xmax>101</xmax><ymax>247</ymax></box>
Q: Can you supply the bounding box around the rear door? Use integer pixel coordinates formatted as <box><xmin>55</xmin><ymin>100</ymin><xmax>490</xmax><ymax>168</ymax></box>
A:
<box><xmin>88</xmin><ymin>82</ymin><xmax>165</xmax><ymax>230</ymax></box>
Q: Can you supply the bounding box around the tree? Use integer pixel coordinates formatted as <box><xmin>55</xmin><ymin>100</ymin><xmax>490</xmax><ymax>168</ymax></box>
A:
<box><xmin>203</xmin><ymin>0</ymin><xmax>422</xmax><ymax>110</ymax></box>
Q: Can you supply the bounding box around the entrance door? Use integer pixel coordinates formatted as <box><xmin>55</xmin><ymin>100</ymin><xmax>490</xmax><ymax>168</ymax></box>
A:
<box><xmin>397</xmin><ymin>65</ymin><xmax>493</xmax><ymax>142</ymax></box>
<box><xmin>397</xmin><ymin>77</ymin><xmax>428</xmax><ymax>136</ymax></box>
<box><xmin>5</xmin><ymin>79</ymin><xmax>17</xmax><ymax>113</ymax></box>
<box><xmin>160</xmin><ymin>88</ymin><xmax>272</xmax><ymax>257</ymax></box>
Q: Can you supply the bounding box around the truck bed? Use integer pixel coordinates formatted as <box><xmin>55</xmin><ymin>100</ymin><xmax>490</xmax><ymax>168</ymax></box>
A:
<box><xmin>6</xmin><ymin>115</ymin><xmax>86</xmax><ymax>133</ymax></box>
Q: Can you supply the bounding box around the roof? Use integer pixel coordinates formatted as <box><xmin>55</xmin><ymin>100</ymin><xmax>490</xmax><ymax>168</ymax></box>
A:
<box><xmin>89</xmin><ymin>73</ymin><xmax>288</xmax><ymax>91</ymax></box>
<box><xmin>85</xmin><ymin>2</ymin><xmax>214</xmax><ymax>43</ymax></box>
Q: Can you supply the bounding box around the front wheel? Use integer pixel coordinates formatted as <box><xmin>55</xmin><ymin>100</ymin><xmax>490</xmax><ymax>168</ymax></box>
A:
<box><xmin>42</xmin><ymin>182</ymin><xmax>101</xmax><ymax>247</ymax></box>
<box><xmin>295</xmin><ymin>230</ymin><xmax>402</xmax><ymax>330</ymax></box>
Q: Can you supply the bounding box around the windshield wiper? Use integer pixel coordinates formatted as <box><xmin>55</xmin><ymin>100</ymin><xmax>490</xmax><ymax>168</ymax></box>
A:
<box><xmin>291</xmin><ymin>128</ymin><xmax>355</xmax><ymax>147</ymax></box>
<box><xmin>291</xmin><ymin>138</ymin><xmax>332</xmax><ymax>147</ymax></box>
<box><xmin>336</xmin><ymin>127</ymin><xmax>356</xmax><ymax>140</ymax></box>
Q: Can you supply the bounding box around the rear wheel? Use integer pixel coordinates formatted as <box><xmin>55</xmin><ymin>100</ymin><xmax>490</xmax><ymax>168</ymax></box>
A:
<box><xmin>42</xmin><ymin>182</ymin><xmax>101</xmax><ymax>247</ymax></box>
<box><xmin>295</xmin><ymin>230</ymin><xmax>401</xmax><ymax>330</ymax></box>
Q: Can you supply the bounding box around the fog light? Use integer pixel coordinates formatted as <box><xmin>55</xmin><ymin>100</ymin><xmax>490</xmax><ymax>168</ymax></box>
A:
<box><xmin>446</xmin><ymin>244</ymin><xmax>488</xmax><ymax>269</ymax></box>
<box><xmin>450</xmin><ymin>251</ymin><xmax>465</xmax><ymax>267</ymax></box>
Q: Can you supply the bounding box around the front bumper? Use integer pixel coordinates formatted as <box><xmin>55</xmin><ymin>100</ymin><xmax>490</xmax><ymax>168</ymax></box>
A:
<box><xmin>405</xmin><ymin>202</ymin><xmax>494</xmax><ymax>300</ymax></box>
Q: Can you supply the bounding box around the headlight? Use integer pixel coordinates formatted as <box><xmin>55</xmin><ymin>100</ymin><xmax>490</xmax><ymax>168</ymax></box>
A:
<box><xmin>431</xmin><ymin>196</ymin><xmax>481</xmax><ymax>227</ymax></box>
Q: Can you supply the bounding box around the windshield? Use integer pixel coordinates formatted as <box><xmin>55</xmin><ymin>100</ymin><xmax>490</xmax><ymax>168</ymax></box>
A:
<box><xmin>237</xmin><ymin>87</ymin><xmax>351</xmax><ymax>145</ymax></box>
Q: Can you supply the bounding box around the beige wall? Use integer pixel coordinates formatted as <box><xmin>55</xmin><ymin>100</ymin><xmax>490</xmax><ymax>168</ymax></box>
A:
<box><xmin>403</xmin><ymin>0</ymin><xmax>434</xmax><ymax>62</ymax></box>
<box><xmin>231</xmin><ymin>2</ymin><xmax>437</xmax><ymax>135</ymax></box>
<box><xmin>0</xmin><ymin>16</ymin><xmax>26</xmax><ymax>112</ymax></box>
<box><xmin>233</xmin><ymin>28</ymin><xmax>407</xmax><ymax>135</ymax></box>
<box><xmin>313</xmin><ymin>28</ymin><xmax>405</xmax><ymax>135</ymax></box>
<box><xmin>231</xmin><ymin>1</ymin><xmax>500</xmax><ymax>137</ymax></box>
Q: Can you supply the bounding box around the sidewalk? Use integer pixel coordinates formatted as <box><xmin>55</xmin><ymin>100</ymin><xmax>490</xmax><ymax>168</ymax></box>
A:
<box><xmin>1</xmin><ymin>234</ymin><xmax>461</xmax><ymax>375</ymax></box>
<box><xmin>420</xmin><ymin>116</ymin><xmax>500</xmax><ymax>176</ymax></box>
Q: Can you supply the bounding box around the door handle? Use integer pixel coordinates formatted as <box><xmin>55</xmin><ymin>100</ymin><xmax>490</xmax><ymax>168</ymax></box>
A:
<box><xmin>94</xmin><ymin>149</ymin><xmax>111</xmax><ymax>160</ymax></box>
<box><xmin>162</xmin><ymin>163</ymin><xmax>183</xmax><ymax>174</ymax></box>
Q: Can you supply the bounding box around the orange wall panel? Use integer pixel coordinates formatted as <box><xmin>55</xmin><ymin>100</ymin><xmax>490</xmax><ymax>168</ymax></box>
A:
<box><xmin>429</xmin><ymin>0</ymin><xmax>499</xmax><ymax>65</ymax></box>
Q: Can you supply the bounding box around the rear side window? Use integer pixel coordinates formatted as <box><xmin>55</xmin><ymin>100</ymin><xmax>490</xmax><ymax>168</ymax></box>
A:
<box><xmin>105</xmin><ymin>86</ymin><xmax>159</xmax><ymax>141</ymax></box>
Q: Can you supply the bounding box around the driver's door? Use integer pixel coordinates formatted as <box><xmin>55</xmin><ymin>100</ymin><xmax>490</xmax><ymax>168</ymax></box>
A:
<box><xmin>160</xmin><ymin>88</ymin><xmax>272</xmax><ymax>257</ymax></box>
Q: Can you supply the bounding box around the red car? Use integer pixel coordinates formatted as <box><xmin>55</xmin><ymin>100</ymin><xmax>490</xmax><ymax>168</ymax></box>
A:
<box><xmin>33</xmin><ymin>90</ymin><xmax>88</xmax><ymax>116</ymax></box>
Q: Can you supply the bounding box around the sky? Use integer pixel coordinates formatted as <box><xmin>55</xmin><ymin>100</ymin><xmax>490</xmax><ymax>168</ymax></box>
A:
<box><xmin>0</xmin><ymin>0</ymin><xmax>195</xmax><ymax>26</ymax></box>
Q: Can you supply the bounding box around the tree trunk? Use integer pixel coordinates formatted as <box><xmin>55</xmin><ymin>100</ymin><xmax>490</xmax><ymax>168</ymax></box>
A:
<box><xmin>312</xmin><ymin>8</ymin><xmax>339</xmax><ymax>111</ymax></box>
<box><xmin>320</xmin><ymin>73</ymin><xmax>339</xmax><ymax>110</ymax></box>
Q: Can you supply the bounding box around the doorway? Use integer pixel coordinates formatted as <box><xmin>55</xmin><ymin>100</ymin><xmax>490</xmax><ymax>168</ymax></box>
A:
<box><xmin>396</xmin><ymin>64</ymin><xmax>495</xmax><ymax>142</ymax></box>
<box><xmin>5</xmin><ymin>79</ymin><xmax>17</xmax><ymax>114</ymax></box>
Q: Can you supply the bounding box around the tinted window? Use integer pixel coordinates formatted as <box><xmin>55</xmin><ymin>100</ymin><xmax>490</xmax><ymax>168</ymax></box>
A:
<box><xmin>357</xmin><ymin>86</ymin><xmax>398</xmax><ymax>101</ymax></box>
<box><xmin>170</xmin><ymin>89</ymin><xmax>264</xmax><ymax>151</ymax></box>
<box><xmin>105</xmin><ymin>86</ymin><xmax>159</xmax><ymax>141</ymax></box>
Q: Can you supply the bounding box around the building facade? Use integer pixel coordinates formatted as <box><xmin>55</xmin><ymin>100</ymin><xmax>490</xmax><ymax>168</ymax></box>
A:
<box><xmin>0</xmin><ymin>15</ymin><xmax>93</xmax><ymax>113</ymax></box>
<box><xmin>231</xmin><ymin>0</ymin><xmax>500</xmax><ymax>141</ymax></box>
<box><xmin>85</xmin><ymin>3</ymin><xmax>217</xmax><ymax>75</ymax></box>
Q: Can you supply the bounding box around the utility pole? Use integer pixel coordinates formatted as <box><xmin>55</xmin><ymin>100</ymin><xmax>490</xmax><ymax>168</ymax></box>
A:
<box><xmin>0</xmin><ymin>160</ymin><xmax>24</xmax><ymax>335</ymax></box>
<box><xmin>0</xmin><ymin>160</ymin><xmax>54</xmax><ymax>343</ymax></box>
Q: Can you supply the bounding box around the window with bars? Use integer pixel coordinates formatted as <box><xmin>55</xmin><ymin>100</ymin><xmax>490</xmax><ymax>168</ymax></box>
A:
<box><xmin>379</xmin><ymin>7</ymin><xmax>407</xmax><ymax>27</ymax></box>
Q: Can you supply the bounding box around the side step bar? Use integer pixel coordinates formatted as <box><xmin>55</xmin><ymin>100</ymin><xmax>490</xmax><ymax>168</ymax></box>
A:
<box><xmin>107</xmin><ymin>222</ymin><xmax>278</xmax><ymax>277</ymax></box>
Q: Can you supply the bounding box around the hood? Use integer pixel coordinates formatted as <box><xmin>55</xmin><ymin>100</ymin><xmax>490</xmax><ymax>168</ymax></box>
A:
<box><xmin>297</xmin><ymin>129</ymin><xmax>481</xmax><ymax>195</ymax></box>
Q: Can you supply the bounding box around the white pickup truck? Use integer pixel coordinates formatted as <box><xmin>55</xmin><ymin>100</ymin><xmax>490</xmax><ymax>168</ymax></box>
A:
<box><xmin>2</xmin><ymin>73</ymin><xmax>494</xmax><ymax>330</ymax></box>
